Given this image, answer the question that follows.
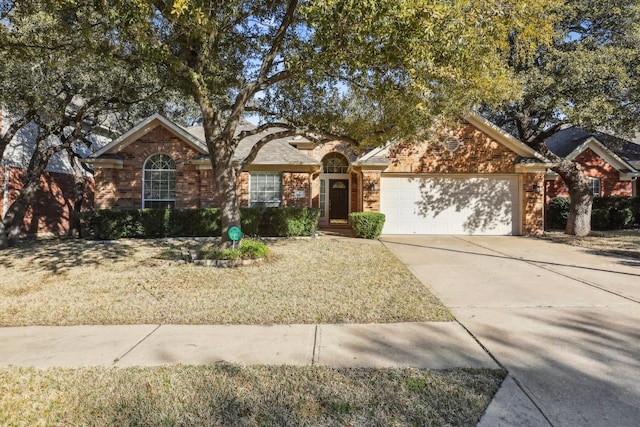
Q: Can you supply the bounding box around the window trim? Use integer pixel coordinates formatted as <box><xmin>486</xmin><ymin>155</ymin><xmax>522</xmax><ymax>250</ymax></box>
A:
<box><xmin>589</xmin><ymin>177</ymin><xmax>602</xmax><ymax>198</ymax></box>
<box><xmin>249</xmin><ymin>172</ymin><xmax>283</xmax><ymax>208</ymax></box>
<box><xmin>142</xmin><ymin>153</ymin><xmax>176</xmax><ymax>209</ymax></box>
<box><xmin>322</xmin><ymin>153</ymin><xmax>349</xmax><ymax>174</ymax></box>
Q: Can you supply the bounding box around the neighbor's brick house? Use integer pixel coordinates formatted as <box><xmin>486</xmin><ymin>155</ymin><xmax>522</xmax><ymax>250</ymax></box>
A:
<box><xmin>545</xmin><ymin>127</ymin><xmax>640</xmax><ymax>204</ymax></box>
<box><xmin>86</xmin><ymin>113</ymin><xmax>551</xmax><ymax>235</ymax></box>
<box><xmin>0</xmin><ymin>109</ymin><xmax>96</xmax><ymax>237</ymax></box>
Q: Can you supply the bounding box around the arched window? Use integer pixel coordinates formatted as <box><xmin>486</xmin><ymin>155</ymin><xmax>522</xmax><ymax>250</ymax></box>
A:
<box><xmin>143</xmin><ymin>154</ymin><xmax>176</xmax><ymax>209</ymax></box>
<box><xmin>322</xmin><ymin>153</ymin><xmax>349</xmax><ymax>174</ymax></box>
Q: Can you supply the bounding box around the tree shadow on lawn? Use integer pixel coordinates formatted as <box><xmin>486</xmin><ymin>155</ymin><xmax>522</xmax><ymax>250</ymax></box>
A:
<box><xmin>2</xmin><ymin>238</ymin><xmax>136</xmax><ymax>274</ymax></box>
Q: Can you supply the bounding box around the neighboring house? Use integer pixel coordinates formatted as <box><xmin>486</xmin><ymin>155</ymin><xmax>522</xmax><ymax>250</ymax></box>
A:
<box><xmin>85</xmin><ymin>113</ymin><xmax>551</xmax><ymax>235</ymax></box>
<box><xmin>0</xmin><ymin>108</ymin><xmax>104</xmax><ymax>237</ymax></box>
<box><xmin>545</xmin><ymin>128</ymin><xmax>640</xmax><ymax>203</ymax></box>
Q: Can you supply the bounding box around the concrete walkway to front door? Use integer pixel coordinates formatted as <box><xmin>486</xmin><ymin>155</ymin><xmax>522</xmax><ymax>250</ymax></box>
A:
<box><xmin>382</xmin><ymin>235</ymin><xmax>640</xmax><ymax>427</ymax></box>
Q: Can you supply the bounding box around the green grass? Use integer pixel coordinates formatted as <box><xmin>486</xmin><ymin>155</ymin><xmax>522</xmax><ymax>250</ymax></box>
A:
<box><xmin>0</xmin><ymin>237</ymin><xmax>453</xmax><ymax>326</ymax></box>
<box><xmin>0</xmin><ymin>365</ymin><xmax>506</xmax><ymax>426</ymax></box>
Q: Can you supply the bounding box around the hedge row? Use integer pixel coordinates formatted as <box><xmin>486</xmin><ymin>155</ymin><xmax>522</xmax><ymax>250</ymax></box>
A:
<box><xmin>80</xmin><ymin>207</ymin><xmax>320</xmax><ymax>240</ymax></box>
<box><xmin>547</xmin><ymin>196</ymin><xmax>640</xmax><ymax>231</ymax></box>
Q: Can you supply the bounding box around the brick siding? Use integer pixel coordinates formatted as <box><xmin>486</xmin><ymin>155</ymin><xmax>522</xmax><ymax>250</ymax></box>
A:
<box><xmin>1</xmin><ymin>165</ymin><xmax>94</xmax><ymax>236</ymax></box>
<box><xmin>545</xmin><ymin>148</ymin><xmax>633</xmax><ymax>203</ymax></box>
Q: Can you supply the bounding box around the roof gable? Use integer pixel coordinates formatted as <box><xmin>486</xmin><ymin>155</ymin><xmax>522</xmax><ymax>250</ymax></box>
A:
<box><xmin>547</xmin><ymin>127</ymin><xmax>640</xmax><ymax>174</ymax></box>
<box><xmin>463</xmin><ymin>113</ymin><xmax>550</xmax><ymax>162</ymax></box>
<box><xmin>565</xmin><ymin>136</ymin><xmax>638</xmax><ymax>173</ymax></box>
<box><xmin>90</xmin><ymin>113</ymin><xmax>208</xmax><ymax>158</ymax></box>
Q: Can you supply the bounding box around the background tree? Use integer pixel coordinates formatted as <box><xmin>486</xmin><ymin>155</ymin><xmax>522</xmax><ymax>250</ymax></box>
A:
<box><xmin>0</xmin><ymin>1</ymin><xmax>168</xmax><ymax>248</ymax></box>
<box><xmin>486</xmin><ymin>0</ymin><xmax>640</xmax><ymax>236</ymax></box>
<box><xmin>95</xmin><ymin>0</ymin><xmax>558</xmax><ymax>245</ymax></box>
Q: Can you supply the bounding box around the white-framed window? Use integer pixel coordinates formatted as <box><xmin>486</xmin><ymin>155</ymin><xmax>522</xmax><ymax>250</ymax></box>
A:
<box><xmin>143</xmin><ymin>154</ymin><xmax>176</xmax><ymax>209</ymax></box>
<box><xmin>322</xmin><ymin>153</ymin><xmax>349</xmax><ymax>174</ymax></box>
<box><xmin>250</xmin><ymin>172</ymin><xmax>282</xmax><ymax>208</ymax></box>
<box><xmin>590</xmin><ymin>177</ymin><xmax>602</xmax><ymax>197</ymax></box>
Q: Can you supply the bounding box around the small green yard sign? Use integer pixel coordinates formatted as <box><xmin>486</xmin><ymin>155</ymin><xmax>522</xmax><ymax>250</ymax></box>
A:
<box><xmin>228</xmin><ymin>226</ymin><xmax>242</xmax><ymax>241</ymax></box>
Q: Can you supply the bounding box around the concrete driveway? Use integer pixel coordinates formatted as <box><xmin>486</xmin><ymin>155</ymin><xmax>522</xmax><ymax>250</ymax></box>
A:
<box><xmin>382</xmin><ymin>235</ymin><xmax>640</xmax><ymax>427</ymax></box>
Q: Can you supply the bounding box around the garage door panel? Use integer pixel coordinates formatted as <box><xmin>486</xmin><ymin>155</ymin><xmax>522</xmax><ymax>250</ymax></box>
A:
<box><xmin>380</xmin><ymin>176</ymin><xmax>519</xmax><ymax>235</ymax></box>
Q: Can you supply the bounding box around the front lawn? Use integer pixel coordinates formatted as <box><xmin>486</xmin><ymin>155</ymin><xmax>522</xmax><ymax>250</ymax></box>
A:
<box><xmin>0</xmin><ymin>365</ymin><xmax>505</xmax><ymax>426</ymax></box>
<box><xmin>540</xmin><ymin>229</ymin><xmax>640</xmax><ymax>260</ymax></box>
<box><xmin>0</xmin><ymin>237</ymin><xmax>453</xmax><ymax>326</ymax></box>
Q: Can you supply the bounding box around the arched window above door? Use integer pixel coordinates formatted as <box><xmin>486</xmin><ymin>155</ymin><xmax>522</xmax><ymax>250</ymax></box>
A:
<box><xmin>322</xmin><ymin>152</ymin><xmax>349</xmax><ymax>174</ymax></box>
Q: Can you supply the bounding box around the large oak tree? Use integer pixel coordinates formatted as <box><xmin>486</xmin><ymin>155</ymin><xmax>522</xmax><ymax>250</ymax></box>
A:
<box><xmin>486</xmin><ymin>0</ymin><xmax>640</xmax><ymax>236</ymax></box>
<box><xmin>94</xmin><ymin>0</ymin><xmax>558</xmax><ymax>244</ymax></box>
<box><xmin>0</xmin><ymin>1</ymin><xmax>168</xmax><ymax>248</ymax></box>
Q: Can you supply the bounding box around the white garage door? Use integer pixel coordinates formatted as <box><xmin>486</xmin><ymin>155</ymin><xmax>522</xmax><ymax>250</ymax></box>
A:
<box><xmin>380</xmin><ymin>176</ymin><xmax>520</xmax><ymax>235</ymax></box>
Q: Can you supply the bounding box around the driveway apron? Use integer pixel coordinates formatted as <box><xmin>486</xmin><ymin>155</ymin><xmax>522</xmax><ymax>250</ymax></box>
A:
<box><xmin>382</xmin><ymin>235</ymin><xmax>640</xmax><ymax>427</ymax></box>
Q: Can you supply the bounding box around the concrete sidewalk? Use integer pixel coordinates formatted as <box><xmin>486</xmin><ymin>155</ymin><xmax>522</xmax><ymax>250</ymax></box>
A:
<box><xmin>0</xmin><ymin>322</ymin><xmax>497</xmax><ymax>369</ymax></box>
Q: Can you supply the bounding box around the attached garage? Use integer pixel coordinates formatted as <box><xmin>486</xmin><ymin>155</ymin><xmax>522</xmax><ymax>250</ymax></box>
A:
<box><xmin>380</xmin><ymin>175</ymin><xmax>521</xmax><ymax>235</ymax></box>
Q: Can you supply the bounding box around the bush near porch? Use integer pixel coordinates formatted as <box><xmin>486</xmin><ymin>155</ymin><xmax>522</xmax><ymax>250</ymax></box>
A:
<box><xmin>547</xmin><ymin>196</ymin><xmax>640</xmax><ymax>231</ymax></box>
<box><xmin>80</xmin><ymin>207</ymin><xmax>320</xmax><ymax>240</ymax></box>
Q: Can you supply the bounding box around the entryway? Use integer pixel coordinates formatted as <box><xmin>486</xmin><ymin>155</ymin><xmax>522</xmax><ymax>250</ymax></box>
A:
<box><xmin>328</xmin><ymin>179</ymin><xmax>349</xmax><ymax>224</ymax></box>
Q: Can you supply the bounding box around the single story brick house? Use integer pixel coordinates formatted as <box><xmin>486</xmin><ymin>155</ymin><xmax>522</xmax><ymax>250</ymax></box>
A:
<box><xmin>545</xmin><ymin>128</ymin><xmax>640</xmax><ymax>202</ymax></box>
<box><xmin>85</xmin><ymin>113</ymin><xmax>551</xmax><ymax>235</ymax></box>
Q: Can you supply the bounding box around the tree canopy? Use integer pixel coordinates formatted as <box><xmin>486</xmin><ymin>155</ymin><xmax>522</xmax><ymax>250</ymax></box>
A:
<box><xmin>484</xmin><ymin>0</ymin><xmax>640</xmax><ymax>236</ymax></box>
<box><xmin>2</xmin><ymin>0</ymin><xmax>561</xmax><ymax>244</ymax></box>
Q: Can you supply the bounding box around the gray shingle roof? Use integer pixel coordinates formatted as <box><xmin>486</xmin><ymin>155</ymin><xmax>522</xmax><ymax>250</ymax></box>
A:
<box><xmin>546</xmin><ymin>127</ymin><xmax>640</xmax><ymax>163</ymax></box>
<box><xmin>186</xmin><ymin>124</ymin><xmax>319</xmax><ymax>166</ymax></box>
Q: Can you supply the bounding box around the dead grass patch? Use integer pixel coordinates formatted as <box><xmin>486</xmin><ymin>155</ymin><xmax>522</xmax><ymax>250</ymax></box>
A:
<box><xmin>540</xmin><ymin>229</ymin><xmax>640</xmax><ymax>260</ymax></box>
<box><xmin>0</xmin><ymin>365</ymin><xmax>505</xmax><ymax>426</ymax></box>
<box><xmin>0</xmin><ymin>237</ymin><xmax>452</xmax><ymax>326</ymax></box>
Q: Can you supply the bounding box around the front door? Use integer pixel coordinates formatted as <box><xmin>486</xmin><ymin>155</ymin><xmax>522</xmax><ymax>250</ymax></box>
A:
<box><xmin>329</xmin><ymin>179</ymin><xmax>349</xmax><ymax>223</ymax></box>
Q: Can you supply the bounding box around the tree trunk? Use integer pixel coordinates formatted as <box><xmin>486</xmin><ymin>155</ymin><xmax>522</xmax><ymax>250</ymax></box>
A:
<box><xmin>554</xmin><ymin>159</ymin><xmax>593</xmax><ymax>237</ymax></box>
<box><xmin>67</xmin><ymin>179</ymin><xmax>84</xmax><ymax>239</ymax></box>
<box><xmin>1</xmin><ymin>139</ymin><xmax>50</xmax><ymax>247</ymax></box>
<box><xmin>215</xmin><ymin>158</ymin><xmax>241</xmax><ymax>247</ymax></box>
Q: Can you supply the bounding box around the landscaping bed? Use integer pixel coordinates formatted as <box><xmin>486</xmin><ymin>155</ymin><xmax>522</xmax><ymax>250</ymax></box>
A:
<box><xmin>0</xmin><ymin>365</ymin><xmax>505</xmax><ymax>426</ymax></box>
<box><xmin>0</xmin><ymin>237</ymin><xmax>453</xmax><ymax>326</ymax></box>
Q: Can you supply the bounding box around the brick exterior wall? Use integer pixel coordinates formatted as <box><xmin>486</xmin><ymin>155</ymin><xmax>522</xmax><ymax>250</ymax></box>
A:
<box><xmin>362</xmin><ymin>171</ymin><xmax>381</xmax><ymax>212</ymax></box>
<box><xmin>95</xmin><ymin>126</ymin><xmax>212</xmax><ymax>209</ymax></box>
<box><xmin>387</xmin><ymin>124</ymin><xmax>518</xmax><ymax>174</ymax></box>
<box><xmin>523</xmin><ymin>172</ymin><xmax>545</xmax><ymax>235</ymax></box>
<box><xmin>357</xmin><ymin>123</ymin><xmax>545</xmax><ymax>234</ymax></box>
<box><xmin>282</xmin><ymin>172</ymin><xmax>311</xmax><ymax>207</ymax></box>
<box><xmin>1</xmin><ymin>165</ymin><xmax>94</xmax><ymax>236</ymax></box>
<box><xmin>545</xmin><ymin>148</ymin><xmax>633</xmax><ymax>203</ymax></box>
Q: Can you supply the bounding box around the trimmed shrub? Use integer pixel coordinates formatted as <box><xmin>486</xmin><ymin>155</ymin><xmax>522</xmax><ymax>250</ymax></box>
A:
<box><xmin>546</xmin><ymin>195</ymin><xmax>638</xmax><ymax>231</ymax></box>
<box><xmin>591</xmin><ymin>208</ymin><xmax>610</xmax><ymax>231</ymax></box>
<box><xmin>167</xmin><ymin>208</ymin><xmax>221</xmax><ymax>237</ymax></box>
<box><xmin>630</xmin><ymin>197</ymin><xmax>640</xmax><ymax>226</ymax></box>
<box><xmin>349</xmin><ymin>212</ymin><xmax>386</xmax><ymax>239</ymax></box>
<box><xmin>81</xmin><ymin>209</ymin><xmax>143</xmax><ymax>240</ymax></box>
<box><xmin>260</xmin><ymin>207</ymin><xmax>320</xmax><ymax>237</ymax></box>
<box><xmin>80</xmin><ymin>207</ymin><xmax>318</xmax><ymax>239</ymax></box>
<box><xmin>240</xmin><ymin>207</ymin><xmax>263</xmax><ymax>236</ymax></box>
<box><xmin>546</xmin><ymin>197</ymin><xmax>570</xmax><ymax>230</ymax></box>
<box><xmin>140</xmin><ymin>209</ymin><xmax>170</xmax><ymax>238</ymax></box>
